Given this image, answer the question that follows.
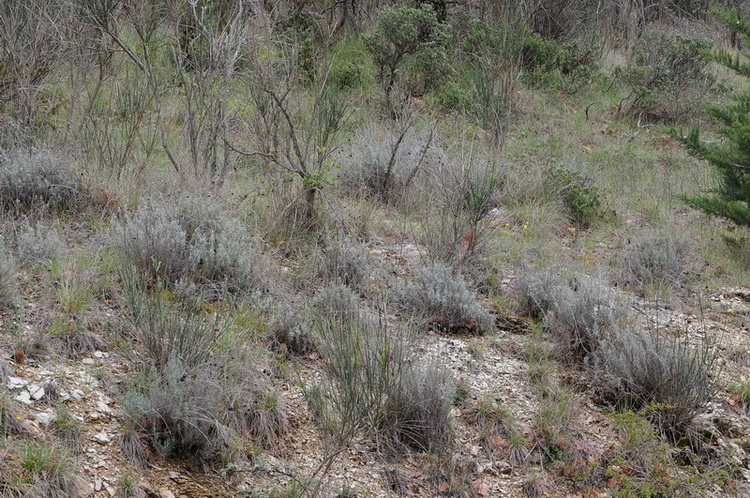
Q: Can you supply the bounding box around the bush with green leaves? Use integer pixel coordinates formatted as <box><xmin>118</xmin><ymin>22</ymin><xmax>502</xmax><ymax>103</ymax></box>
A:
<box><xmin>395</xmin><ymin>263</ymin><xmax>493</xmax><ymax>335</ymax></box>
<box><xmin>117</xmin><ymin>196</ymin><xmax>261</xmax><ymax>298</ymax></box>
<box><xmin>619</xmin><ymin>232</ymin><xmax>690</xmax><ymax>293</ymax></box>
<box><xmin>547</xmin><ymin>167</ymin><xmax>602</xmax><ymax>228</ymax></box>
<box><xmin>363</xmin><ymin>4</ymin><xmax>450</xmax><ymax>110</ymax></box>
<box><xmin>307</xmin><ymin>303</ymin><xmax>454</xmax><ymax>454</ymax></box>
<box><xmin>0</xmin><ymin>236</ymin><xmax>17</xmax><ymax>310</ymax></box>
<box><xmin>620</xmin><ymin>30</ymin><xmax>714</xmax><ymax>122</ymax></box>
<box><xmin>595</xmin><ymin>324</ymin><xmax>719</xmax><ymax>436</ymax></box>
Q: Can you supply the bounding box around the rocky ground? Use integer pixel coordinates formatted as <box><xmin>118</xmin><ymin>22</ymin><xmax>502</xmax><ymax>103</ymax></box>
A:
<box><xmin>4</xmin><ymin>246</ymin><xmax>750</xmax><ymax>497</ymax></box>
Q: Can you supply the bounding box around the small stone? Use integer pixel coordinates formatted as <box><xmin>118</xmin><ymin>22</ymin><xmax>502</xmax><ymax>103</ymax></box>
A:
<box><xmin>95</xmin><ymin>479</ymin><xmax>102</xmax><ymax>492</ymax></box>
<box><xmin>35</xmin><ymin>411</ymin><xmax>55</xmax><ymax>426</ymax></box>
<box><xmin>71</xmin><ymin>389</ymin><xmax>85</xmax><ymax>401</ymax></box>
<box><xmin>95</xmin><ymin>401</ymin><xmax>111</xmax><ymax>414</ymax></box>
<box><xmin>7</xmin><ymin>376</ymin><xmax>28</xmax><ymax>390</ymax></box>
<box><xmin>14</xmin><ymin>390</ymin><xmax>32</xmax><ymax>405</ymax></box>
<box><xmin>470</xmin><ymin>445</ymin><xmax>480</xmax><ymax>456</ymax></box>
<box><xmin>82</xmin><ymin>358</ymin><xmax>95</xmax><ymax>365</ymax></box>
<box><xmin>93</xmin><ymin>351</ymin><xmax>109</xmax><ymax>359</ymax></box>
<box><xmin>59</xmin><ymin>390</ymin><xmax>71</xmax><ymax>402</ymax></box>
<box><xmin>28</xmin><ymin>384</ymin><xmax>45</xmax><ymax>400</ymax></box>
<box><xmin>169</xmin><ymin>472</ymin><xmax>180</xmax><ymax>480</ymax></box>
<box><xmin>105</xmin><ymin>484</ymin><xmax>117</xmax><ymax>497</ymax></box>
<box><xmin>158</xmin><ymin>487</ymin><xmax>176</xmax><ymax>498</ymax></box>
<box><xmin>93</xmin><ymin>432</ymin><xmax>110</xmax><ymax>444</ymax></box>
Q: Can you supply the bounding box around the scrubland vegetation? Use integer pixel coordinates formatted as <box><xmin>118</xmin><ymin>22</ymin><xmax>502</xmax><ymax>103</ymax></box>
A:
<box><xmin>3</xmin><ymin>0</ymin><xmax>750</xmax><ymax>496</ymax></box>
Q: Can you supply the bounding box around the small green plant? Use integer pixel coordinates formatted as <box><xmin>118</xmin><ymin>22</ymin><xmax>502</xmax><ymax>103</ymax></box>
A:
<box><xmin>0</xmin><ymin>439</ymin><xmax>81</xmax><ymax>497</ymax></box>
<box><xmin>395</xmin><ymin>263</ymin><xmax>494</xmax><ymax>335</ymax></box>
<box><xmin>547</xmin><ymin>167</ymin><xmax>602</xmax><ymax>228</ymax></box>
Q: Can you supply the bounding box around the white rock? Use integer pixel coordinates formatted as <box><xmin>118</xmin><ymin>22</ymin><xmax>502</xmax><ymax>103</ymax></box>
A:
<box><xmin>105</xmin><ymin>484</ymin><xmax>116</xmax><ymax>497</ymax></box>
<box><xmin>95</xmin><ymin>401</ymin><xmax>111</xmax><ymax>414</ymax></box>
<box><xmin>28</xmin><ymin>384</ymin><xmax>45</xmax><ymax>400</ymax></box>
<box><xmin>35</xmin><ymin>411</ymin><xmax>55</xmax><ymax>426</ymax></box>
<box><xmin>93</xmin><ymin>432</ymin><xmax>110</xmax><ymax>444</ymax></box>
<box><xmin>14</xmin><ymin>390</ymin><xmax>32</xmax><ymax>405</ymax></box>
<box><xmin>7</xmin><ymin>376</ymin><xmax>27</xmax><ymax>390</ymax></box>
<box><xmin>59</xmin><ymin>390</ymin><xmax>71</xmax><ymax>402</ymax></box>
<box><xmin>71</xmin><ymin>389</ymin><xmax>85</xmax><ymax>401</ymax></box>
<box><xmin>95</xmin><ymin>479</ymin><xmax>102</xmax><ymax>492</ymax></box>
<box><xmin>82</xmin><ymin>358</ymin><xmax>95</xmax><ymax>365</ymax></box>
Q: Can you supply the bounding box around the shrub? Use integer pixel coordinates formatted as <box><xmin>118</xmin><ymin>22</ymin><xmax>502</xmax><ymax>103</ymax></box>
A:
<box><xmin>395</xmin><ymin>263</ymin><xmax>494</xmax><ymax>335</ymax></box>
<box><xmin>547</xmin><ymin>167</ymin><xmax>602</xmax><ymax>228</ymax></box>
<box><xmin>595</xmin><ymin>324</ymin><xmax>719</xmax><ymax>436</ymax></box>
<box><xmin>363</xmin><ymin>4</ymin><xmax>450</xmax><ymax>111</ymax></box>
<box><xmin>272</xmin><ymin>309</ymin><xmax>316</xmax><ymax>357</ymax></box>
<box><xmin>516</xmin><ymin>270</ymin><xmax>625</xmax><ymax>359</ymax></box>
<box><xmin>15</xmin><ymin>221</ymin><xmax>63</xmax><ymax>267</ymax></box>
<box><xmin>117</xmin><ymin>196</ymin><xmax>261</xmax><ymax>298</ymax></box>
<box><xmin>619</xmin><ymin>30</ymin><xmax>715</xmax><ymax>122</ymax></box>
<box><xmin>308</xmin><ymin>305</ymin><xmax>454</xmax><ymax>454</ymax></box>
<box><xmin>0</xmin><ymin>236</ymin><xmax>17</xmax><ymax>310</ymax></box>
<box><xmin>514</xmin><ymin>267</ymin><xmax>559</xmax><ymax>320</ymax></box>
<box><xmin>420</xmin><ymin>161</ymin><xmax>500</xmax><ymax>269</ymax></box>
<box><xmin>0</xmin><ymin>439</ymin><xmax>81</xmax><ymax>497</ymax></box>
<box><xmin>376</xmin><ymin>363</ymin><xmax>454</xmax><ymax>453</ymax></box>
<box><xmin>619</xmin><ymin>232</ymin><xmax>690</xmax><ymax>293</ymax></box>
<box><xmin>339</xmin><ymin>124</ymin><xmax>443</xmax><ymax>205</ymax></box>
<box><xmin>322</xmin><ymin>238</ymin><xmax>370</xmax><ymax>290</ymax></box>
<box><xmin>119</xmin><ymin>274</ymin><xmax>286</xmax><ymax>461</ymax></box>
<box><xmin>0</xmin><ymin>149</ymin><xmax>82</xmax><ymax>214</ymax></box>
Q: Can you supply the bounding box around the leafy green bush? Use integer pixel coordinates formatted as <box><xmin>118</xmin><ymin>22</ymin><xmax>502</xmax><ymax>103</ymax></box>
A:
<box><xmin>620</xmin><ymin>30</ymin><xmax>714</xmax><ymax>122</ymax></box>
<box><xmin>363</xmin><ymin>4</ymin><xmax>450</xmax><ymax>110</ymax></box>
<box><xmin>547</xmin><ymin>167</ymin><xmax>602</xmax><ymax>228</ymax></box>
<box><xmin>395</xmin><ymin>263</ymin><xmax>494</xmax><ymax>335</ymax></box>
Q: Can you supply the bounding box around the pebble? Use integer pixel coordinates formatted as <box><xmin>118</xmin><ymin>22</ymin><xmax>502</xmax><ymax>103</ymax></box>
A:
<box><xmin>95</xmin><ymin>479</ymin><xmax>102</xmax><ymax>492</ymax></box>
<box><xmin>28</xmin><ymin>384</ymin><xmax>45</xmax><ymax>400</ymax></box>
<box><xmin>35</xmin><ymin>411</ymin><xmax>55</xmax><ymax>426</ymax></box>
<box><xmin>82</xmin><ymin>358</ymin><xmax>95</xmax><ymax>365</ymax></box>
<box><xmin>93</xmin><ymin>351</ymin><xmax>110</xmax><ymax>359</ymax></box>
<box><xmin>93</xmin><ymin>432</ymin><xmax>110</xmax><ymax>444</ymax></box>
<box><xmin>159</xmin><ymin>487</ymin><xmax>176</xmax><ymax>498</ymax></box>
<box><xmin>71</xmin><ymin>389</ymin><xmax>85</xmax><ymax>401</ymax></box>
